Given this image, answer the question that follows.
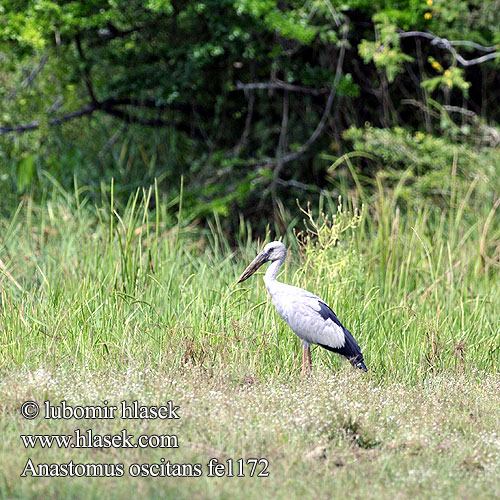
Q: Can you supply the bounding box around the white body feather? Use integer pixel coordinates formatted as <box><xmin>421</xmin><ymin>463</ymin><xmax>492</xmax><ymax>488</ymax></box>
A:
<box><xmin>264</xmin><ymin>259</ymin><xmax>345</xmax><ymax>349</ymax></box>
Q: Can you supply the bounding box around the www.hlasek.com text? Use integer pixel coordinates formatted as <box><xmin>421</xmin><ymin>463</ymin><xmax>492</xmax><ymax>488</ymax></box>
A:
<box><xmin>21</xmin><ymin>428</ymin><xmax>178</xmax><ymax>449</ymax></box>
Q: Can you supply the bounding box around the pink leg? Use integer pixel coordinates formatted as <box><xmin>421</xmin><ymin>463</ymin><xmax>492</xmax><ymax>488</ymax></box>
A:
<box><xmin>302</xmin><ymin>345</ymin><xmax>312</xmax><ymax>377</ymax></box>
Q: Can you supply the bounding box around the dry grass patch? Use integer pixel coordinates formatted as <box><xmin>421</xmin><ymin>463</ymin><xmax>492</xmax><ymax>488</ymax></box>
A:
<box><xmin>0</xmin><ymin>365</ymin><xmax>499</xmax><ymax>499</ymax></box>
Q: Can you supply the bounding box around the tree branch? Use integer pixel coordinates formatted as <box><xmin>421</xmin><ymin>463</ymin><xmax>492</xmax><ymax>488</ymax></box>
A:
<box><xmin>0</xmin><ymin>103</ymin><xmax>98</xmax><ymax>135</ymax></box>
<box><xmin>8</xmin><ymin>53</ymin><xmax>48</xmax><ymax>101</ymax></box>
<box><xmin>275</xmin><ymin>178</ymin><xmax>333</xmax><ymax>196</ymax></box>
<box><xmin>97</xmin><ymin>22</ymin><xmax>145</xmax><ymax>41</ymax></box>
<box><xmin>266</xmin><ymin>23</ymin><xmax>348</xmax><ymax>167</ymax></box>
<box><xmin>75</xmin><ymin>35</ymin><xmax>98</xmax><ymax>104</ymax></box>
<box><xmin>100</xmin><ymin>105</ymin><xmax>172</xmax><ymax>127</ymax></box>
<box><xmin>380</xmin><ymin>30</ymin><xmax>500</xmax><ymax>67</ymax></box>
<box><xmin>0</xmin><ymin>98</ymin><xmax>202</xmax><ymax>137</ymax></box>
<box><xmin>236</xmin><ymin>80</ymin><xmax>329</xmax><ymax>96</ymax></box>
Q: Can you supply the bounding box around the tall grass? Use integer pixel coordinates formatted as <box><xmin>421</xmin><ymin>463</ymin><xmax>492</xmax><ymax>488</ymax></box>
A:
<box><xmin>0</xmin><ymin>175</ymin><xmax>498</xmax><ymax>382</ymax></box>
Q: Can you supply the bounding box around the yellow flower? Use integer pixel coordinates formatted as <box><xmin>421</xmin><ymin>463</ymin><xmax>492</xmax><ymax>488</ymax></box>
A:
<box><xmin>424</xmin><ymin>12</ymin><xmax>432</xmax><ymax>19</ymax></box>
<box><xmin>429</xmin><ymin>57</ymin><xmax>443</xmax><ymax>72</ymax></box>
<box><xmin>426</xmin><ymin>0</ymin><xmax>433</xmax><ymax>6</ymax></box>
<box><xmin>444</xmin><ymin>69</ymin><xmax>451</xmax><ymax>76</ymax></box>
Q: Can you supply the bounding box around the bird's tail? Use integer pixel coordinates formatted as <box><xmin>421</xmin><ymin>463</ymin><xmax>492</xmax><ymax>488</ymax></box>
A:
<box><xmin>355</xmin><ymin>360</ymin><xmax>368</xmax><ymax>372</ymax></box>
<box><xmin>350</xmin><ymin>355</ymin><xmax>368</xmax><ymax>372</ymax></box>
<box><xmin>318</xmin><ymin>334</ymin><xmax>368</xmax><ymax>372</ymax></box>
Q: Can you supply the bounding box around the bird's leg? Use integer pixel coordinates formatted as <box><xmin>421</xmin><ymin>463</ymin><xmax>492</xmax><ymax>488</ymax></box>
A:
<box><xmin>306</xmin><ymin>345</ymin><xmax>312</xmax><ymax>375</ymax></box>
<box><xmin>301</xmin><ymin>344</ymin><xmax>312</xmax><ymax>377</ymax></box>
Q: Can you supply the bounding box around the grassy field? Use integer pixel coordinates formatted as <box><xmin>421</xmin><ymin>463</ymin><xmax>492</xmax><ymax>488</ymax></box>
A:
<box><xmin>2</xmin><ymin>366</ymin><xmax>499</xmax><ymax>499</ymax></box>
<box><xmin>0</xmin><ymin>177</ymin><xmax>499</xmax><ymax>498</ymax></box>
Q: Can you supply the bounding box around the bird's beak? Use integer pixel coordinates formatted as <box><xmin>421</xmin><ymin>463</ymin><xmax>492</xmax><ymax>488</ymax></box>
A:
<box><xmin>237</xmin><ymin>251</ymin><xmax>268</xmax><ymax>283</ymax></box>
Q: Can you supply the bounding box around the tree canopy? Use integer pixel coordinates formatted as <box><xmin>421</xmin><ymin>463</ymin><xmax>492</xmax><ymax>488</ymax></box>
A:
<box><xmin>1</xmin><ymin>0</ymin><xmax>499</xmax><ymax>226</ymax></box>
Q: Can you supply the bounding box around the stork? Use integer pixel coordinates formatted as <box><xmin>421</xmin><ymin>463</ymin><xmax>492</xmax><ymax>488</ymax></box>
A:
<box><xmin>238</xmin><ymin>241</ymin><xmax>367</xmax><ymax>375</ymax></box>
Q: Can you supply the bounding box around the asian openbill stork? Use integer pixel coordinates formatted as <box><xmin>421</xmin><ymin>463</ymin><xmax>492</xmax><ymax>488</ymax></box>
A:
<box><xmin>238</xmin><ymin>241</ymin><xmax>367</xmax><ymax>375</ymax></box>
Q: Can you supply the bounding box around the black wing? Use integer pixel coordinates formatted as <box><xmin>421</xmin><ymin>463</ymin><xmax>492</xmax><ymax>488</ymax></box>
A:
<box><xmin>316</xmin><ymin>301</ymin><xmax>368</xmax><ymax>372</ymax></box>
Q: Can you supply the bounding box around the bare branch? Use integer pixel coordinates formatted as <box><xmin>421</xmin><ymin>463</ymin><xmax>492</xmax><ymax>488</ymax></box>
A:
<box><xmin>104</xmin><ymin>97</ymin><xmax>193</xmax><ymax>114</ymax></box>
<box><xmin>75</xmin><ymin>35</ymin><xmax>98</xmax><ymax>104</ymax></box>
<box><xmin>442</xmin><ymin>105</ymin><xmax>475</xmax><ymax>117</ymax></box>
<box><xmin>98</xmin><ymin>123</ymin><xmax>127</xmax><ymax>160</ymax></box>
<box><xmin>101</xmin><ymin>105</ymin><xmax>170</xmax><ymax>127</ymax></box>
<box><xmin>402</xmin><ymin>99</ymin><xmax>500</xmax><ymax>146</ymax></box>
<box><xmin>269</xmin><ymin>24</ymin><xmax>348</xmax><ymax>167</ymax></box>
<box><xmin>447</xmin><ymin>40</ymin><xmax>498</xmax><ymax>52</ymax></box>
<box><xmin>0</xmin><ymin>103</ymin><xmax>98</xmax><ymax>135</ymax></box>
<box><xmin>275</xmin><ymin>178</ymin><xmax>334</xmax><ymax>197</ymax></box>
<box><xmin>232</xmin><ymin>90</ymin><xmax>255</xmax><ymax>156</ymax></box>
<box><xmin>0</xmin><ymin>98</ymin><xmax>202</xmax><ymax>137</ymax></box>
<box><xmin>47</xmin><ymin>97</ymin><xmax>64</xmax><ymax>114</ymax></box>
<box><xmin>323</xmin><ymin>0</ymin><xmax>342</xmax><ymax>28</ymax></box>
<box><xmin>236</xmin><ymin>80</ymin><xmax>329</xmax><ymax>96</ymax></box>
<box><xmin>97</xmin><ymin>22</ymin><xmax>145</xmax><ymax>41</ymax></box>
<box><xmin>8</xmin><ymin>53</ymin><xmax>48</xmax><ymax>101</ymax></box>
<box><xmin>379</xmin><ymin>30</ymin><xmax>500</xmax><ymax>67</ymax></box>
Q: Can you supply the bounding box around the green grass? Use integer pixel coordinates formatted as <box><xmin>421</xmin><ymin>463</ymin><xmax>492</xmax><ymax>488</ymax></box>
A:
<box><xmin>0</xmin><ymin>179</ymin><xmax>498</xmax><ymax>379</ymax></box>
<box><xmin>0</xmin><ymin>177</ymin><xmax>499</xmax><ymax>498</ymax></box>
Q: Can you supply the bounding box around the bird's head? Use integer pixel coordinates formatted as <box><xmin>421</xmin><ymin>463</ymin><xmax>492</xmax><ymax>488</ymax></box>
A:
<box><xmin>237</xmin><ymin>241</ymin><xmax>286</xmax><ymax>283</ymax></box>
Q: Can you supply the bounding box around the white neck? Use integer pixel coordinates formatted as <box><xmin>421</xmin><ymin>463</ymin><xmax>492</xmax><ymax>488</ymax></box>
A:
<box><xmin>263</xmin><ymin>258</ymin><xmax>283</xmax><ymax>289</ymax></box>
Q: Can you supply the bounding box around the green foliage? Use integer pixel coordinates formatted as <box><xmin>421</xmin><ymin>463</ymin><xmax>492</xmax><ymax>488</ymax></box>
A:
<box><xmin>16</xmin><ymin>154</ymin><xmax>36</xmax><ymax>192</ymax></box>
<box><xmin>235</xmin><ymin>0</ymin><xmax>317</xmax><ymax>44</ymax></box>
<box><xmin>343</xmin><ymin>124</ymin><xmax>500</xmax><ymax>206</ymax></box>
<box><xmin>359</xmin><ymin>16</ymin><xmax>414</xmax><ymax>82</ymax></box>
<box><xmin>0</xmin><ymin>0</ymin><xmax>499</xmax><ymax>230</ymax></box>
<box><xmin>422</xmin><ymin>61</ymin><xmax>471</xmax><ymax>96</ymax></box>
<box><xmin>336</xmin><ymin>73</ymin><xmax>360</xmax><ymax>98</ymax></box>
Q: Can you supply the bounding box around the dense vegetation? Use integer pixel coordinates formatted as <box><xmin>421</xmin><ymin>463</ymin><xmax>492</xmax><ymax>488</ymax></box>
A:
<box><xmin>1</xmin><ymin>0</ymin><xmax>499</xmax><ymax>229</ymax></box>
